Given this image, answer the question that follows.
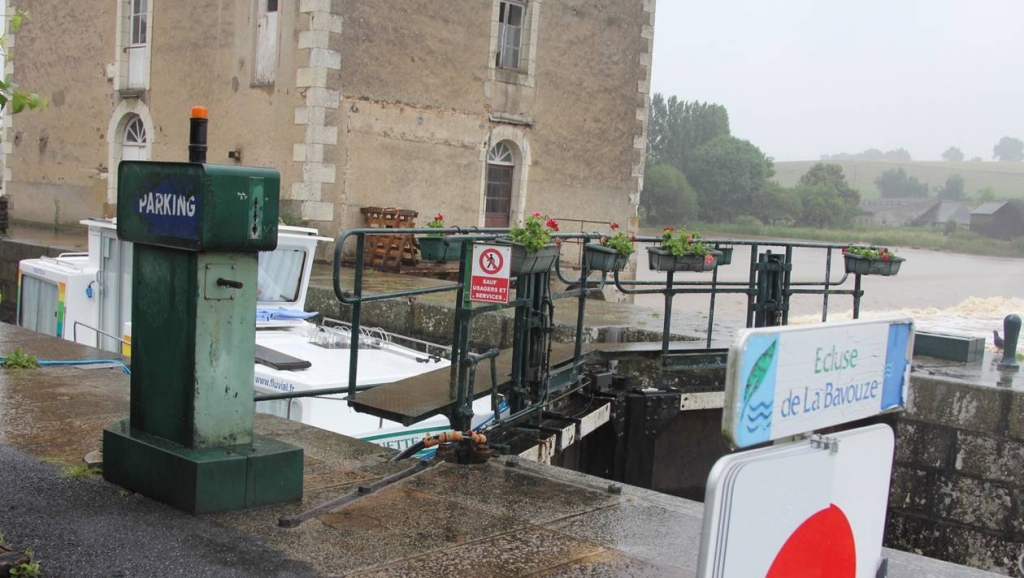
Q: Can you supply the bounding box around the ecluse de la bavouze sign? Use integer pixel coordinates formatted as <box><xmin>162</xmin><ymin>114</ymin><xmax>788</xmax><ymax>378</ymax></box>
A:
<box><xmin>723</xmin><ymin>318</ymin><xmax>913</xmax><ymax>448</ymax></box>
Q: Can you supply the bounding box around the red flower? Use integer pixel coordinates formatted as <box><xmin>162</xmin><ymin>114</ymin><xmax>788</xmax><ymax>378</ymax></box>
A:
<box><xmin>611</xmin><ymin>222</ymin><xmax>620</xmax><ymax>230</ymax></box>
<box><xmin>546</xmin><ymin>218</ymin><xmax>560</xmax><ymax>231</ymax></box>
<box><xmin>841</xmin><ymin>247</ymin><xmax>848</xmax><ymax>254</ymax></box>
<box><xmin>663</xmin><ymin>226</ymin><xmax>675</xmax><ymax>232</ymax></box>
<box><xmin>705</xmin><ymin>254</ymin><xmax>714</xmax><ymax>264</ymax></box>
<box><xmin>881</xmin><ymin>253</ymin><xmax>890</xmax><ymax>261</ymax></box>
<box><xmin>533</xmin><ymin>211</ymin><xmax>543</xmax><ymax>218</ymax></box>
<box><xmin>434</xmin><ymin>213</ymin><xmax>443</xmax><ymax>222</ymax></box>
<box><xmin>630</xmin><ymin>234</ymin><xmax>637</xmax><ymax>242</ymax></box>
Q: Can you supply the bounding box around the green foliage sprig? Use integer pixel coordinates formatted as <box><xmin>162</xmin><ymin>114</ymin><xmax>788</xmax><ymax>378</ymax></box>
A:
<box><xmin>600</xmin><ymin>222</ymin><xmax>635</xmax><ymax>257</ymax></box>
<box><xmin>2</xmin><ymin>348</ymin><xmax>38</xmax><ymax>369</ymax></box>
<box><xmin>660</xmin><ymin>227</ymin><xmax>711</xmax><ymax>257</ymax></box>
<box><xmin>0</xmin><ymin>11</ymin><xmax>47</xmax><ymax>116</ymax></box>
<box><xmin>843</xmin><ymin>245</ymin><xmax>899</xmax><ymax>261</ymax></box>
<box><xmin>10</xmin><ymin>548</ymin><xmax>40</xmax><ymax>578</ymax></box>
<box><xmin>510</xmin><ymin>212</ymin><xmax>559</xmax><ymax>255</ymax></box>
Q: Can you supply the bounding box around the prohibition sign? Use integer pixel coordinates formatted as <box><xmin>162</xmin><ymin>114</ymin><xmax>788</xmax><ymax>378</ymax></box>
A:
<box><xmin>470</xmin><ymin>244</ymin><xmax>511</xmax><ymax>304</ymax></box>
<box><xmin>479</xmin><ymin>248</ymin><xmax>504</xmax><ymax>274</ymax></box>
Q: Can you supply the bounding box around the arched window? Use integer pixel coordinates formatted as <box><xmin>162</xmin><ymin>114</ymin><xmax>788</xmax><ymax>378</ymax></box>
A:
<box><xmin>485</xmin><ymin>142</ymin><xmax>516</xmax><ymax>227</ymax></box>
<box><xmin>122</xmin><ymin>115</ymin><xmax>148</xmax><ymax>162</ymax></box>
<box><xmin>123</xmin><ymin>114</ymin><xmax>146</xmax><ymax>142</ymax></box>
<box><xmin>107</xmin><ymin>103</ymin><xmax>155</xmax><ymax>204</ymax></box>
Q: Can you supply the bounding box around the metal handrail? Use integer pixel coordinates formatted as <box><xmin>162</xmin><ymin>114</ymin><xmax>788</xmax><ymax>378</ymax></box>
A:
<box><xmin>324</xmin><ymin>226</ymin><xmax>879</xmax><ymax>428</ymax></box>
<box><xmin>72</xmin><ymin>320</ymin><xmax>129</xmax><ymax>350</ymax></box>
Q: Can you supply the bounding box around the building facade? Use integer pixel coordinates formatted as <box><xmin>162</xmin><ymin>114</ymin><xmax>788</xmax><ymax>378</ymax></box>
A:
<box><xmin>3</xmin><ymin>0</ymin><xmax>655</xmax><ymax>250</ymax></box>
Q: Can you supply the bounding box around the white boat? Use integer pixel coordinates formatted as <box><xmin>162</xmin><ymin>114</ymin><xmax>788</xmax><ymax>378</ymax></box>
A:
<box><xmin>16</xmin><ymin>219</ymin><xmax>492</xmax><ymax>452</ymax></box>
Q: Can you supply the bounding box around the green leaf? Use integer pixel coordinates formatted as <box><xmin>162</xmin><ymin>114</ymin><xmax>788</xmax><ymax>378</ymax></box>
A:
<box><xmin>10</xmin><ymin>12</ymin><xmax>22</xmax><ymax>33</ymax></box>
<box><xmin>11</xmin><ymin>92</ymin><xmax>26</xmax><ymax>114</ymax></box>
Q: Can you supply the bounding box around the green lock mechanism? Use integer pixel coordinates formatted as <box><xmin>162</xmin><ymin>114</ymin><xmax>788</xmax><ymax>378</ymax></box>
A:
<box><xmin>103</xmin><ymin>107</ymin><xmax>303</xmax><ymax>514</ymax></box>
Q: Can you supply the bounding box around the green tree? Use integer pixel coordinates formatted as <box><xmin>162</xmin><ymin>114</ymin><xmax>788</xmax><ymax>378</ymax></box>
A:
<box><xmin>798</xmin><ymin>163</ymin><xmax>860</xmax><ymax>215</ymax></box>
<box><xmin>639</xmin><ymin>163</ymin><xmax>699</xmax><ymax>225</ymax></box>
<box><xmin>687</xmin><ymin>136</ymin><xmax>774</xmax><ymax>223</ymax></box>
<box><xmin>0</xmin><ymin>12</ymin><xmax>46</xmax><ymax>115</ymax></box>
<box><xmin>750</xmin><ymin>183</ymin><xmax>802</xmax><ymax>226</ymax></box>
<box><xmin>976</xmin><ymin>187</ymin><xmax>997</xmax><ymax>202</ymax></box>
<box><xmin>795</xmin><ymin>184</ymin><xmax>847</xmax><ymax>228</ymax></box>
<box><xmin>941</xmin><ymin>147</ymin><xmax>965</xmax><ymax>162</ymax></box>
<box><xmin>647</xmin><ymin>94</ymin><xmax>730</xmax><ymax>173</ymax></box>
<box><xmin>883</xmin><ymin>148</ymin><xmax>913</xmax><ymax>161</ymax></box>
<box><xmin>875</xmin><ymin>168</ymin><xmax>929</xmax><ymax>198</ymax></box>
<box><xmin>993</xmin><ymin>136</ymin><xmax>1024</xmax><ymax>161</ymax></box>
<box><xmin>935</xmin><ymin>174</ymin><xmax>965</xmax><ymax>200</ymax></box>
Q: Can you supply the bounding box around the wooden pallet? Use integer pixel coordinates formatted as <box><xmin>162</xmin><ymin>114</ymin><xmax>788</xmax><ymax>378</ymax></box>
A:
<box><xmin>360</xmin><ymin>207</ymin><xmax>419</xmax><ymax>271</ymax></box>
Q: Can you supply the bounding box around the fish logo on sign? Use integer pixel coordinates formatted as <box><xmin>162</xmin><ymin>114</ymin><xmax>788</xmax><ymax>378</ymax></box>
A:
<box><xmin>741</xmin><ymin>339</ymin><xmax>777</xmax><ymax>436</ymax></box>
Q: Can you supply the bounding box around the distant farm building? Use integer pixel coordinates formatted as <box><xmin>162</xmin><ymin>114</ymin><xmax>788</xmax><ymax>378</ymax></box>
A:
<box><xmin>911</xmin><ymin>201</ymin><xmax>971</xmax><ymax>229</ymax></box>
<box><xmin>857</xmin><ymin>199</ymin><xmax>937</xmax><ymax>226</ymax></box>
<box><xmin>970</xmin><ymin>201</ymin><xmax>1024</xmax><ymax>240</ymax></box>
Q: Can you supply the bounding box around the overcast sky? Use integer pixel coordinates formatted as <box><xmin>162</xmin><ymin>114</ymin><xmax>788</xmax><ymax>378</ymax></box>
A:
<box><xmin>651</xmin><ymin>1</ymin><xmax>1024</xmax><ymax>162</ymax></box>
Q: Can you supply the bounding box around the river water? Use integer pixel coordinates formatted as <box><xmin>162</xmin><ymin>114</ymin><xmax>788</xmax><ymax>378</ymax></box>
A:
<box><xmin>633</xmin><ymin>240</ymin><xmax>1024</xmax><ymax>356</ymax></box>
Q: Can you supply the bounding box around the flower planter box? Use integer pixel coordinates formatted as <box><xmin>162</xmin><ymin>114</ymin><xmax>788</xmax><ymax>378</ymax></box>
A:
<box><xmin>647</xmin><ymin>247</ymin><xmax>721</xmax><ymax>272</ymax></box>
<box><xmin>419</xmin><ymin>237</ymin><xmax>463</xmax><ymax>262</ymax></box>
<box><xmin>844</xmin><ymin>254</ymin><xmax>904</xmax><ymax>276</ymax></box>
<box><xmin>498</xmin><ymin>241</ymin><xmax>560</xmax><ymax>275</ymax></box>
<box><xmin>583</xmin><ymin>243</ymin><xmax>628</xmax><ymax>272</ymax></box>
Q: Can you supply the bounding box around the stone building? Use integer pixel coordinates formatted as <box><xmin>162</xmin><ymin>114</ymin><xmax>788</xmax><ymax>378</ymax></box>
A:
<box><xmin>2</xmin><ymin>0</ymin><xmax>655</xmax><ymax>249</ymax></box>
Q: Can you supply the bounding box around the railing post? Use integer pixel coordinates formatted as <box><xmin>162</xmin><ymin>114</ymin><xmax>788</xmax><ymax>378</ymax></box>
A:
<box><xmin>347</xmin><ymin>234</ymin><xmax>365</xmax><ymax>399</ymax></box>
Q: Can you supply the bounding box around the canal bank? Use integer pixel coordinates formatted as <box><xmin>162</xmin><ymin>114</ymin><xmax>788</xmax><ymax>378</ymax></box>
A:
<box><xmin>3</xmin><ymin>226</ymin><xmax>1024</xmax><ymax>573</ymax></box>
<box><xmin>0</xmin><ymin>324</ymin><xmax>1003</xmax><ymax>577</ymax></box>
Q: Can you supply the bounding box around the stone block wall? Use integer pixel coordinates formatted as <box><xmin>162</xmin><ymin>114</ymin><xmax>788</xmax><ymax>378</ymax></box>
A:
<box><xmin>888</xmin><ymin>374</ymin><xmax>1024</xmax><ymax>574</ymax></box>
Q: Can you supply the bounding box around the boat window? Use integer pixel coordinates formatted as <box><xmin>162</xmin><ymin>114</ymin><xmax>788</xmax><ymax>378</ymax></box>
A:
<box><xmin>19</xmin><ymin>276</ymin><xmax>60</xmax><ymax>336</ymax></box>
<box><xmin>257</xmin><ymin>248</ymin><xmax>306</xmax><ymax>303</ymax></box>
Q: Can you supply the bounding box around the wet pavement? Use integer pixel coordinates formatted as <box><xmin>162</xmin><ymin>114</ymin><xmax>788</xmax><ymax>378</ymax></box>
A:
<box><xmin>0</xmin><ymin>323</ymin><xmax>1006</xmax><ymax>576</ymax></box>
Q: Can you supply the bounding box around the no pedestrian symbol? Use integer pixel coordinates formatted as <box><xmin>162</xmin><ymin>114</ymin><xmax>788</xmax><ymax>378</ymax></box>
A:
<box><xmin>470</xmin><ymin>244</ymin><xmax>511</xmax><ymax>304</ymax></box>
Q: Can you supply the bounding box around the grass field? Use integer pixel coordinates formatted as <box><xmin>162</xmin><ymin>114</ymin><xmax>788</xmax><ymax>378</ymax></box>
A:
<box><xmin>774</xmin><ymin>160</ymin><xmax>1024</xmax><ymax>199</ymax></box>
<box><xmin>690</xmin><ymin>221</ymin><xmax>1024</xmax><ymax>259</ymax></box>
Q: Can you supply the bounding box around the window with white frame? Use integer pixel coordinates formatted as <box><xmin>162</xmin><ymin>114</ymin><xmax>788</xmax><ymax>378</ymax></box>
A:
<box><xmin>130</xmin><ymin>0</ymin><xmax>148</xmax><ymax>45</ymax></box>
<box><xmin>254</xmin><ymin>0</ymin><xmax>280</xmax><ymax>85</ymax></box>
<box><xmin>121</xmin><ymin>115</ymin><xmax>148</xmax><ymax>161</ymax></box>
<box><xmin>124</xmin><ymin>0</ymin><xmax>151</xmax><ymax>90</ymax></box>
<box><xmin>495</xmin><ymin>1</ymin><xmax>525</xmax><ymax>70</ymax></box>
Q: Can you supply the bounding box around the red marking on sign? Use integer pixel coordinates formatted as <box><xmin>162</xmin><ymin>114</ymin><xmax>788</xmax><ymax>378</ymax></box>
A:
<box><xmin>478</xmin><ymin>248</ymin><xmax>504</xmax><ymax>274</ymax></box>
<box><xmin>767</xmin><ymin>504</ymin><xmax>856</xmax><ymax>578</ymax></box>
<box><xmin>470</xmin><ymin>245</ymin><xmax>511</xmax><ymax>304</ymax></box>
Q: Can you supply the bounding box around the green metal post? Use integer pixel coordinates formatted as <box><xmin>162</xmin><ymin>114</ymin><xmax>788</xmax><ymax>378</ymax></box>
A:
<box><xmin>103</xmin><ymin>151</ymin><xmax>302</xmax><ymax>514</ymax></box>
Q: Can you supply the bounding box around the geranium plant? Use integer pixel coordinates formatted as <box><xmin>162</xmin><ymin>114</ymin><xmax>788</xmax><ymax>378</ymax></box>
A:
<box><xmin>600</xmin><ymin>222</ymin><xmax>635</xmax><ymax>257</ymax></box>
<box><xmin>843</xmin><ymin>245</ymin><xmax>897</xmax><ymax>260</ymax></box>
<box><xmin>426</xmin><ymin>213</ymin><xmax>445</xmax><ymax>237</ymax></box>
<box><xmin>660</xmin><ymin>227</ymin><xmax>713</xmax><ymax>262</ymax></box>
<box><xmin>842</xmin><ymin>244</ymin><xmax>904</xmax><ymax>276</ymax></box>
<box><xmin>510</xmin><ymin>212</ymin><xmax>560</xmax><ymax>254</ymax></box>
